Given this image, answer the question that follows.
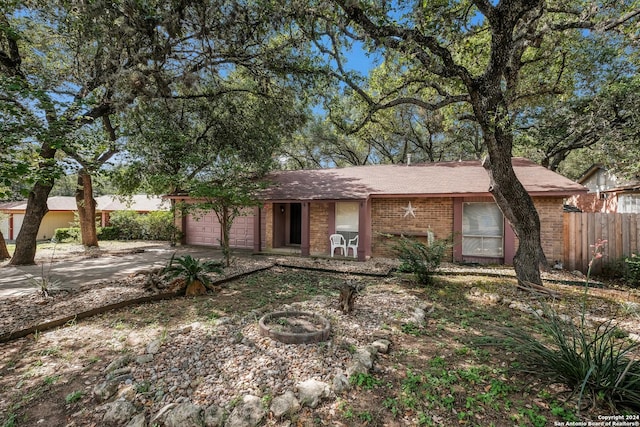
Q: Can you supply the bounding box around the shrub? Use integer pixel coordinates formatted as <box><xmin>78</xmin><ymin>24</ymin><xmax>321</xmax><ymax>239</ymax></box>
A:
<box><xmin>164</xmin><ymin>255</ymin><xmax>224</xmax><ymax>295</ymax></box>
<box><xmin>106</xmin><ymin>210</ymin><xmax>175</xmax><ymax>241</ymax></box>
<box><xmin>97</xmin><ymin>226</ymin><xmax>119</xmax><ymax>241</ymax></box>
<box><xmin>600</xmin><ymin>257</ymin><xmax>627</xmax><ymax>280</ymax></box>
<box><xmin>392</xmin><ymin>235</ymin><xmax>450</xmax><ymax>284</ymax></box>
<box><xmin>142</xmin><ymin>211</ymin><xmax>175</xmax><ymax>241</ymax></box>
<box><xmin>502</xmin><ymin>239</ymin><xmax>640</xmax><ymax>413</ymax></box>
<box><xmin>624</xmin><ymin>254</ymin><xmax>640</xmax><ymax>288</ymax></box>
<box><xmin>503</xmin><ymin>309</ymin><xmax>640</xmax><ymax>412</ymax></box>
<box><xmin>108</xmin><ymin>211</ymin><xmax>145</xmax><ymax>240</ymax></box>
<box><xmin>53</xmin><ymin>227</ymin><xmax>80</xmax><ymax>242</ymax></box>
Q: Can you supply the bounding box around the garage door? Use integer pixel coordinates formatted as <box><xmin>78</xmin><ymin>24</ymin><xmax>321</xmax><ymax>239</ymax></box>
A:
<box><xmin>185</xmin><ymin>212</ymin><xmax>221</xmax><ymax>246</ymax></box>
<box><xmin>185</xmin><ymin>211</ymin><xmax>253</xmax><ymax>249</ymax></box>
<box><xmin>228</xmin><ymin>214</ymin><xmax>254</xmax><ymax>248</ymax></box>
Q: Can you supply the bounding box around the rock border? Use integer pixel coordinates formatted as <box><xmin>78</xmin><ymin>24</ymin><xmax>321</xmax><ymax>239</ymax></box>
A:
<box><xmin>93</xmin><ymin>332</ymin><xmax>392</xmax><ymax>427</ymax></box>
<box><xmin>258</xmin><ymin>311</ymin><xmax>331</xmax><ymax>344</ymax></box>
<box><xmin>0</xmin><ymin>265</ymin><xmax>273</xmax><ymax>344</ymax></box>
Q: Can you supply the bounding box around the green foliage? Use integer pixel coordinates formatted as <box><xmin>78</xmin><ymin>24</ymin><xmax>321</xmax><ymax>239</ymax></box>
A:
<box><xmin>53</xmin><ymin>228</ymin><xmax>80</xmax><ymax>243</ymax></box>
<box><xmin>97</xmin><ymin>226</ymin><xmax>119</xmax><ymax>241</ymax></box>
<box><xmin>400</xmin><ymin>322</ymin><xmax>423</xmax><ymax>336</ymax></box>
<box><xmin>392</xmin><ymin>236</ymin><xmax>450</xmax><ymax>285</ymax></box>
<box><xmin>600</xmin><ymin>257</ymin><xmax>627</xmax><ymax>280</ymax></box>
<box><xmin>143</xmin><ymin>211</ymin><xmax>176</xmax><ymax>241</ymax></box>
<box><xmin>108</xmin><ymin>211</ymin><xmax>145</xmax><ymax>240</ymax></box>
<box><xmin>624</xmin><ymin>254</ymin><xmax>640</xmax><ymax>288</ymax></box>
<box><xmin>104</xmin><ymin>211</ymin><xmax>175</xmax><ymax>241</ymax></box>
<box><xmin>64</xmin><ymin>390</ymin><xmax>84</xmax><ymax>404</ymax></box>
<box><xmin>349</xmin><ymin>372</ymin><xmax>382</xmax><ymax>390</ymax></box>
<box><xmin>164</xmin><ymin>255</ymin><xmax>223</xmax><ymax>288</ymax></box>
<box><xmin>503</xmin><ymin>239</ymin><xmax>640</xmax><ymax>412</ymax></box>
<box><xmin>503</xmin><ymin>307</ymin><xmax>640</xmax><ymax>412</ymax></box>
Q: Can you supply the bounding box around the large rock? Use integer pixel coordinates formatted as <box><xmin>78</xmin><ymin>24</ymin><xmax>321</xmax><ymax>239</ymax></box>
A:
<box><xmin>371</xmin><ymin>339</ymin><xmax>391</xmax><ymax>354</ymax></box>
<box><xmin>204</xmin><ymin>404</ymin><xmax>225</xmax><ymax>427</ymax></box>
<box><xmin>226</xmin><ymin>395</ymin><xmax>265</xmax><ymax>427</ymax></box>
<box><xmin>125</xmin><ymin>413</ymin><xmax>147</xmax><ymax>427</ymax></box>
<box><xmin>146</xmin><ymin>339</ymin><xmax>163</xmax><ymax>355</ymax></box>
<box><xmin>270</xmin><ymin>391</ymin><xmax>300</xmax><ymax>419</ymax></box>
<box><xmin>93</xmin><ymin>380</ymin><xmax>118</xmax><ymax>402</ymax></box>
<box><xmin>296</xmin><ymin>379</ymin><xmax>330</xmax><ymax>409</ymax></box>
<box><xmin>150</xmin><ymin>403</ymin><xmax>177</xmax><ymax>426</ymax></box>
<box><xmin>346</xmin><ymin>346</ymin><xmax>377</xmax><ymax>377</ymax></box>
<box><xmin>411</xmin><ymin>307</ymin><xmax>426</xmax><ymax>324</ymax></box>
<box><xmin>332</xmin><ymin>373</ymin><xmax>350</xmax><ymax>394</ymax></box>
<box><xmin>102</xmin><ymin>400</ymin><xmax>137</xmax><ymax>426</ymax></box>
<box><xmin>163</xmin><ymin>402</ymin><xmax>203</xmax><ymax>427</ymax></box>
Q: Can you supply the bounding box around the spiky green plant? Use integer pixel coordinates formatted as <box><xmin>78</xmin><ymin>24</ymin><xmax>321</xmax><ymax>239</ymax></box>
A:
<box><xmin>164</xmin><ymin>255</ymin><xmax>223</xmax><ymax>290</ymax></box>
<box><xmin>503</xmin><ymin>239</ymin><xmax>640</xmax><ymax>412</ymax></box>
<box><xmin>392</xmin><ymin>235</ymin><xmax>450</xmax><ymax>284</ymax></box>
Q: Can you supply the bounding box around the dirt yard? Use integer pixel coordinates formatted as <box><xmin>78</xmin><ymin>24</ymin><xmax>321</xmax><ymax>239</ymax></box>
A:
<box><xmin>0</xmin><ymin>242</ymin><xmax>638</xmax><ymax>426</ymax></box>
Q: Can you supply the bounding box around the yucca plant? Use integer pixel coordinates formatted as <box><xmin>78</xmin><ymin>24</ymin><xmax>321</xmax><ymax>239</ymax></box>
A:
<box><xmin>504</xmin><ymin>310</ymin><xmax>640</xmax><ymax>412</ymax></box>
<box><xmin>502</xmin><ymin>239</ymin><xmax>640</xmax><ymax>412</ymax></box>
<box><xmin>164</xmin><ymin>255</ymin><xmax>223</xmax><ymax>296</ymax></box>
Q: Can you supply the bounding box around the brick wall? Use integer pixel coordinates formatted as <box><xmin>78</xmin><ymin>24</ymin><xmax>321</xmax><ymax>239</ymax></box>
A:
<box><xmin>533</xmin><ymin>197</ymin><xmax>564</xmax><ymax>264</ymax></box>
<box><xmin>264</xmin><ymin>204</ymin><xmax>273</xmax><ymax>250</ymax></box>
<box><xmin>309</xmin><ymin>202</ymin><xmax>330</xmax><ymax>255</ymax></box>
<box><xmin>261</xmin><ymin>197</ymin><xmax>564</xmax><ymax>263</ymax></box>
<box><xmin>371</xmin><ymin>198</ymin><xmax>454</xmax><ymax>258</ymax></box>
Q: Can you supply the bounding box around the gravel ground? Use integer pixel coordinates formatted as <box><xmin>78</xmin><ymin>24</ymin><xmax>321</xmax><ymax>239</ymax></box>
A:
<box><xmin>125</xmin><ymin>280</ymin><xmax>422</xmax><ymax>416</ymax></box>
<box><xmin>0</xmin><ymin>241</ymin><xmax>592</xmax><ymax>340</ymax></box>
<box><xmin>1</xmin><ymin>242</ymin><xmax>639</xmax><ymax>426</ymax></box>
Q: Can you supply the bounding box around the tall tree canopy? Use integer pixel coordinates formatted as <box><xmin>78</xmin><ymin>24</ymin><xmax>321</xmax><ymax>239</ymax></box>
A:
<box><xmin>282</xmin><ymin>0</ymin><xmax>640</xmax><ymax>288</ymax></box>
<box><xmin>0</xmin><ymin>0</ymin><xmax>310</xmax><ymax>264</ymax></box>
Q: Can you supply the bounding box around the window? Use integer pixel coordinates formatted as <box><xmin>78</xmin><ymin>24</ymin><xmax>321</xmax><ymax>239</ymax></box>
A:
<box><xmin>336</xmin><ymin>202</ymin><xmax>359</xmax><ymax>241</ymax></box>
<box><xmin>462</xmin><ymin>202</ymin><xmax>503</xmax><ymax>257</ymax></box>
<box><xmin>618</xmin><ymin>195</ymin><xmax>640</xmax><ymax>213</ymax></box>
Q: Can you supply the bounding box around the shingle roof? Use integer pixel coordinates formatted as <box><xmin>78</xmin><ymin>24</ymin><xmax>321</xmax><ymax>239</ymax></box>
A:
<box><xmin>0</xmin><ymin>195</ymin><xmax>168</xmax><ymax>212</ymax></box>
<box><xmin>0</xmin><ymin>196</ymin><xmax>77</xmax><ymax>211</ymax></box>
<box><xmin>262</xmin><ymin>158</ymin><xmax>587</xmax><ymax>201</ymax></box>
<box><xmin>96</xmin><ymin>195</ymin><xmax>169</xmax><ymax>212</ymax></box>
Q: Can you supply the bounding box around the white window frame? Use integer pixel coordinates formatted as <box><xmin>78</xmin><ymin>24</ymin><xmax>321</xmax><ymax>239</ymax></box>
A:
<box><xmin>462</xmin><ymin>202</ymin><xmax>504</xmax><ymax>257</ymax></box>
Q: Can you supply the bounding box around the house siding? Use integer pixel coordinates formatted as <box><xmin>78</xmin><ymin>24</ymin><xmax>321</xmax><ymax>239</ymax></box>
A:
<box><xmin>371</xmin><ymin>198</ymin><xmax>453</xmax><ymax>258</ymax></box>
<box><xmin>38</xmin><ymin>212</ymin><xmax>75</xmax><ymax>241</ymax></box>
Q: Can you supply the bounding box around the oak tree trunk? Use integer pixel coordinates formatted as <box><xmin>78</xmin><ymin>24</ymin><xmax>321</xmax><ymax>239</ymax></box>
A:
<box><xmin>9</xmin><ymin>181</ymin><xmax>54</xmax><ymax>265</ymax></box>
<box><xmin>9</xmin><ymin>140</ymin><xmax>58</xmax><ymax>265</ymax></box>
<box><xmin>483</xmin><ymin>140</ymin><xmax>547</xmax><ymax>288</ymax></box>
<box><xmin>76</xmin><ymin>169</ymin><xmax>99</xmax><ymax>247</ymax></box>
<box><xmin>0</xmin><ymin>230</ymin><xmax>10</xmax><ymax>260</ymax></box>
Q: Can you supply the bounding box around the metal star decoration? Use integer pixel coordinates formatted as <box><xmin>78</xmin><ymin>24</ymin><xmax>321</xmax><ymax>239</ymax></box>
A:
<box><xmin>403</xmin><ymin>202</ymin><xmax>416</xmax><ymax>218</ymax></box>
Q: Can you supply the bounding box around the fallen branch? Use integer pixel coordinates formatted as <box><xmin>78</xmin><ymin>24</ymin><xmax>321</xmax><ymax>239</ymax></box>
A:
<box><xmin>517</xmin><ymin>280</ymin><xmax>561</xmax><ymax>299</ymax></box>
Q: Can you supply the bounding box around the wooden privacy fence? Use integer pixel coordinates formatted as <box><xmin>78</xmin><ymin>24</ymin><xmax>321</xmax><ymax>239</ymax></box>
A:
<box><xmin>563</xmin><ymin>212</ymin><xmax>640</xmax><ymax>274</ymax></box>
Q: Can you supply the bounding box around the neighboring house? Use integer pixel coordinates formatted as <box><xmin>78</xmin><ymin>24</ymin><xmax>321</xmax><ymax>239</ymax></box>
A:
<box><xmin>95</xmin><ymin>195</ymin><xmax>170</xmax><ymax>227</ymax></box>
<box><xmin>171</xmin><ymin>158</ymin><xmax>586</xmax><ymax>265</ymax></box>
<box><xmin>566</xmin><ymin>165</ymin><xmax>640</xmax><ymax>213</ymax></box>
<box><xmin>0</xmin><ymin>195</ymin><xmax>168</xmax><ymax>241</ymax></box>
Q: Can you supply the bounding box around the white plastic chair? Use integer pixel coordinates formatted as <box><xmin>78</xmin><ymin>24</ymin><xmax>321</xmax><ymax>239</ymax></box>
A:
<box><xmin>347</xmin><ymin>235</ymin><xmax>359</xmax><ymax>258</ymax></box>
<box><xmin>330</xmin><ymin>234</ymin><xmax>347</xmax><ymax>257</ymax></box>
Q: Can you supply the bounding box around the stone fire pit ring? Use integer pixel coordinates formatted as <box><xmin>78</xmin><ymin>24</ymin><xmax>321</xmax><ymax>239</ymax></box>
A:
<box><xmin>258</xmin><ymin>311</ymin><xmax>331</xmax><ymax>344</ymax></box>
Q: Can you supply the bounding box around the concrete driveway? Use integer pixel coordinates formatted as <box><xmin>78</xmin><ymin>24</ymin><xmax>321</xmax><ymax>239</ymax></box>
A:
<box><xmin>0</xmin><ymin>244</ymin><xmax>230</xmax><ymax>298</ymax></box>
